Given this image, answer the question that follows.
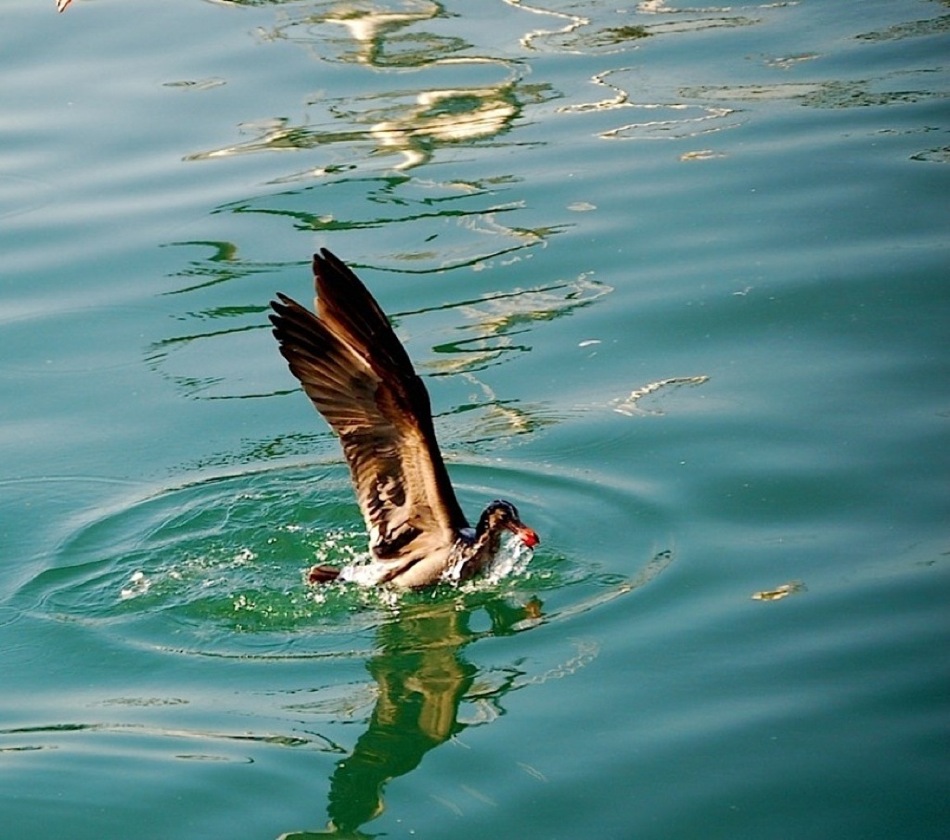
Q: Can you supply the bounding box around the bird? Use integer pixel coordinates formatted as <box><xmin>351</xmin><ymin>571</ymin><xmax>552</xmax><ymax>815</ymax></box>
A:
<box><xmin>269</xmin><ymin>249</ymin><xmax>539</xmax><ymax>589</ymax></box>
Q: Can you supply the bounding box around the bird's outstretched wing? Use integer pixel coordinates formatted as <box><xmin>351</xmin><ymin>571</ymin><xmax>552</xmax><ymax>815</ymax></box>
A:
<box><xmin>270</xmin><ymin>249</ymin><xmax>469</xmax><ymax>576</ymax></box>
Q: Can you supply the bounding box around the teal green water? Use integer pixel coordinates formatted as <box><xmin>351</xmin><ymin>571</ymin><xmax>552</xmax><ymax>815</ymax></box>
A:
<box><xmin>2</xmin><ymin>1</ymin><xmax>948</xmax><ymax>837</ymax></box>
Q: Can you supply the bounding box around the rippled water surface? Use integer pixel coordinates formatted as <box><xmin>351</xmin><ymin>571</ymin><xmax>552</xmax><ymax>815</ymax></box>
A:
<box><xmin>2</xmin><ymin>1</ymin><xmax>948</xmax><ymax>838</ymax></box>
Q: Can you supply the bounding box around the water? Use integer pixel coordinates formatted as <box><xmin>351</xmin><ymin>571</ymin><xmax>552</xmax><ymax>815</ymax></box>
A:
<box><xmin>2</xmin><ymin>1</ymin><xmax>948</xmax><ymax>837</ymax></box>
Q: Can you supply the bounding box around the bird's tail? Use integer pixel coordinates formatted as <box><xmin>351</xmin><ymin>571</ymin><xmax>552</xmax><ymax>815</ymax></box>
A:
<box><xmin>307</xmin><ymin>563</ymin><xmax>341</xmax><ymax>584</ymax></box>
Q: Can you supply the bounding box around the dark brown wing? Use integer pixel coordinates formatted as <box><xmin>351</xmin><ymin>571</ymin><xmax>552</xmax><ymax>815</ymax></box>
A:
<box><xmin>269</xmin><ymin>249</ymin><xmax>469</xmax><ymax>572</ymax></box>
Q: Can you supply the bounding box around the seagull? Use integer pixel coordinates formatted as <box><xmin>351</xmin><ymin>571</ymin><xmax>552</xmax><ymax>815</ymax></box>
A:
<box><xmin>269</xmin><ymin>249</ymin><xmax>539</xmax><ymax>589</ymax></box>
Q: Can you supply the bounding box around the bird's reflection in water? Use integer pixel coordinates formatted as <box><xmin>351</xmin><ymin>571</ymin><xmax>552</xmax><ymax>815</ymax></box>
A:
<box><xmin>280</xmin><ymin>594</ymin><xmax>542</xmax><ymax>839</ymax></box>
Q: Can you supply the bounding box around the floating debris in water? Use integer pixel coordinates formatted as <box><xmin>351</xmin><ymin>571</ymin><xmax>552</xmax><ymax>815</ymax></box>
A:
<box><xmin>680</xmin><ymin>149</ymin><xmax>725</xmax><ymax>161</ymax></box>
<box><xmin>752</xmin><ymin>581</ymin><xmax>806</xmax><ymax>601</ymax></box>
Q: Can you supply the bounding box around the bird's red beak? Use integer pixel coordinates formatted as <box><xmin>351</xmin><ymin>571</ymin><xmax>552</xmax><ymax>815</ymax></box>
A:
<box><xmin>509</xmin><ymin>522</ymin><xmax>540</xmax><ymax>548</ymax></box>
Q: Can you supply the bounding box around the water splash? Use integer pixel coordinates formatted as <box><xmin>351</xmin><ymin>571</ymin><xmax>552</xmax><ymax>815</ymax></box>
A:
<box><xmin>329</xmin><ymin>532</ymin><xmax>535</xmax><ymax>591</ymax></box>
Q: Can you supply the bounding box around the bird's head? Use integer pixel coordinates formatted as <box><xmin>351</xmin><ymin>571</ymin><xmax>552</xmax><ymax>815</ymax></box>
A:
<box><xmin>477</xmin><ymin>499</ymin><xmax>540</xmax><ymax>548</ymax></box>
